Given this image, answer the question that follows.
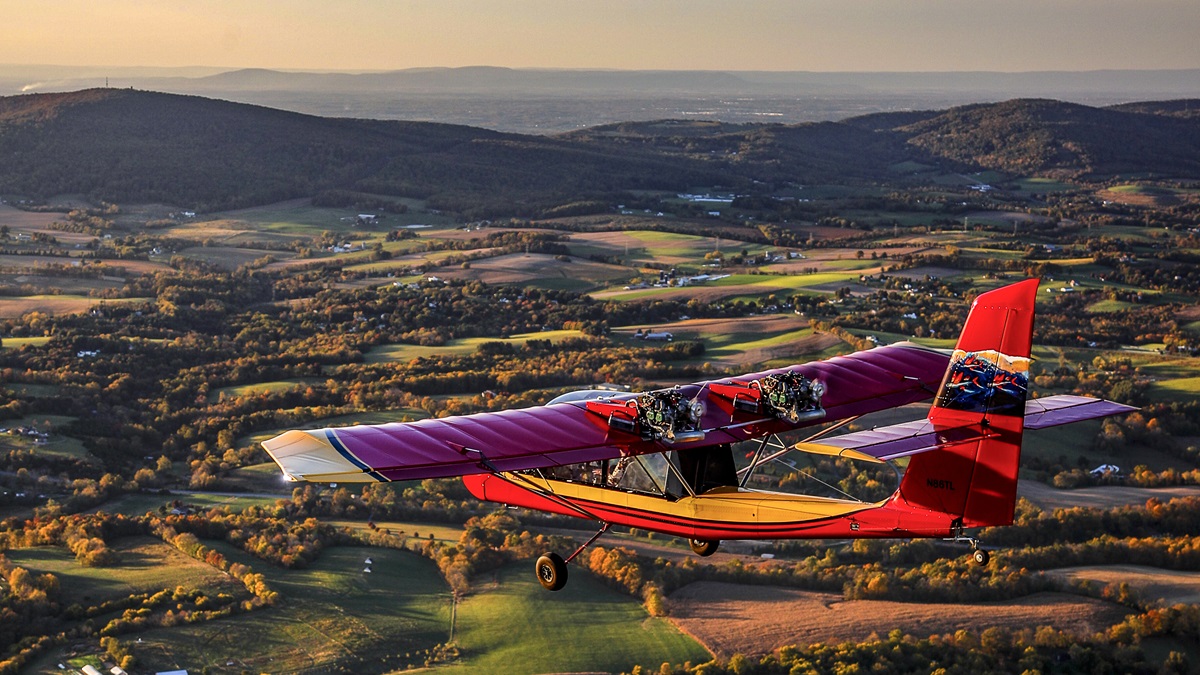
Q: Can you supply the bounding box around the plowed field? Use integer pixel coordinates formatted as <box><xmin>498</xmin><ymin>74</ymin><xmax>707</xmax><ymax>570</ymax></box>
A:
<box><xmin>669</xmin><ymin>582</ymin><xmax>1129</xmax><ymax>657</ymax></box>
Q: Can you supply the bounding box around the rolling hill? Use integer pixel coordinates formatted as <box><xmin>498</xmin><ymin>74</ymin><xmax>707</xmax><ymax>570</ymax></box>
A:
<box><xmin>1</xmin><ymin>89</ymin><xmax>1199</xmax><ymax>214</ymax></box>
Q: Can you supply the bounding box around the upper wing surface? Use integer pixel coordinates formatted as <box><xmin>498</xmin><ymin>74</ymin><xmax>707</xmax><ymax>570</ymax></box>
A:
<box><xmin>264</xmin><ymin>342</ymin><xmax>950</xmax><ymax>483</ymax></box>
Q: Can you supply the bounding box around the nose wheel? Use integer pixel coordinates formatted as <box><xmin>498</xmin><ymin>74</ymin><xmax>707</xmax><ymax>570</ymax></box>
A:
<box><xmin>971</xmin><ymin>547</ymin><xmax>990</xmax><ymax>566</ymax></box>
<box><xmin>689</xmin><ymin>538</ymin><xmax>719</xmax><ymax>557</ymax></box>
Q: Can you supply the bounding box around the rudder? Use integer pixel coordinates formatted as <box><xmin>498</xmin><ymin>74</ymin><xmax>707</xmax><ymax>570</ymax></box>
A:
<box><xmin>897</xmin><ymin>279</ymin><xmax>1039</xmax><ymax>527</ymax></box>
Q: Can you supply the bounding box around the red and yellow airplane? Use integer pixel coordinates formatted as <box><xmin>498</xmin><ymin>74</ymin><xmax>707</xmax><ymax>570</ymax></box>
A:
<box><xmin>264</xmin><ymin>279</ymin><xmax>1131</xmax><ymax>590</ymax></box>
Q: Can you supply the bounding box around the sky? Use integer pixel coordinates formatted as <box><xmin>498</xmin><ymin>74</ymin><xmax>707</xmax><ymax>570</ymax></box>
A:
<box><xmin>3</xmin><ymin>0</ymin><xmax>1200</xmax><ymax>72</ymax></box>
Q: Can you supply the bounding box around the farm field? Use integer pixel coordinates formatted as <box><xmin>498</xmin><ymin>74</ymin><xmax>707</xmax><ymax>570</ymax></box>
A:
<box><xmin>429</xmin><ymin>252</ymin><xmax>633</xmax><ymax>292</ymax></box>
<box><xmin>613</xmin><ymin>314</ymin><xmax>849</xmax><ymax>368</ymax></box>
<box><xmin>175</xmin><ymin>245</ymin><xmax>296</xmax><ymax>270</ymax></box>
<box><xmin>326</xmin><ymin>519</ymin><xmax>467</xmax><ymax>546</ymax></box>
<box><xmin>1146</xmin><ymin>376</ymin><xmax>1200</xmax><ymax>403</ymax></box>
<box><xmin>96</xmin><ymin>492</ymin><xmax>285</xmax><ymax>516</ymax></box>
<box><xmin>0</xmin><ymin>253</ymin><xmax>169</xmax><ymax>275</ymax></box>
<box><xmin>364</xmin><ymin>329</ymin><xmax>585</xmax><ymax>363</ymax></box>
<box><xmin>1045</xmin><ymin>565</ymin><xmax>1200</xmax><ymax>606</ymax></box>
<box><xmin>123</xmin><ymin>545</ymin><xmax>454</xmax><ymax>675</ymax></box>
<box><xmin>593</xmin><ymin>270</ymin><xmax>868</xmax><ymax>302</ymax></box>
<box><xmin>210</xmin><ymin>377</ymin><xmax>320</xmax><ymax>400</ymax></box>
<box><xmin>1017</xmin><ymin>482</ymin><xmax>1200</xmax><ymax>510</ymax></box>
<box><xmin>6</xmin><ymin>536</ymin><xmax>242</xmax><ymax>604</ymax></box>
<box><xmin>668</xmin><ymin>582</ymin><xmax>1130</xmax><ymax>658</ymax></box>
<box><xmin>566</xmin><ymin>229</ymin><xmax>775</xmax><ymax>266</ymax></box>
<box><xmin>0</xmin><ymin>295</ymin><xmax>144</xmax><ymax>318</ymax></box>
<box><xmin>204</xmin><ymin>198</ymin><xmax>452</xmax><ymax>234</ymax></box>
<box><xmin>440</xmin><ymin>563</ymin><xmax>709</xmax><ymax>675</ymax></box>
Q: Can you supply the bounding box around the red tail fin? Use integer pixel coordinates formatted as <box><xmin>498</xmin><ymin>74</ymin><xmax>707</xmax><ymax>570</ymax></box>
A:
<box><xmin>897</xmin><ymin>279</ymin><xmax>1039</xmax><ymax>527</ymax></box>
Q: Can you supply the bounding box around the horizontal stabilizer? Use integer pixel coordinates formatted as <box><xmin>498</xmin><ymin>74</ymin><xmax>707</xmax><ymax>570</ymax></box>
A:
<box><xmin>791</xmin><ymin>441</ymin><xmax>885</xmax><ymax>463</ymax></box>
<box><xmin>794</xmin><ymin>394</ymin><xmax>1132</xmax><ymax>462</ymax></box>
<box><xmin>1022</xmin><ymin>395</ymin><xmax>1138</xmax><ymax>430</ymax></box>
<box><xmin>794</xmin><ymin>420</ymin><xmax>986</xmax><ymax>463</ymax></box>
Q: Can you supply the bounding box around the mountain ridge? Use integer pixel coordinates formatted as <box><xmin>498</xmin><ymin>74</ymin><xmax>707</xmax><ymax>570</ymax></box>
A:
<box><xmin>1</xmin><ymin>89</ymin><xmax>1199</xmax><ymax>213</ymax></box>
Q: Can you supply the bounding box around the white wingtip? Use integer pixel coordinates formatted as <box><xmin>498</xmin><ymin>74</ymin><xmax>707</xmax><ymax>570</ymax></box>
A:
<box><xmin>262</xmin><ymin>429</ymin><xmax>381</xmax><ymax>483</ymax></box>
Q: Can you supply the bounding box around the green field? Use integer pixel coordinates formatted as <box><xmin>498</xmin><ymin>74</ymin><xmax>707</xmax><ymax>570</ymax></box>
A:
<box><xmin>1013</xmin><ymin>177</ymin><xmax>1080</xmax><ymax>193</ymax></box>
<box><xmin>6</xmin><ymin>536</ymin><xmax>242</xmax><ymax>604</ymax></box>
<box><xmin>698</xmin><ymin>326</ymin><xmax>812</xmax><ymax>353</ymax></box>
<box><xmin>2</xmin><ymin>414</ymin><xmax>90</xmax><ymax>458</ymax></box>
<box><xmin>566</xmin><ymin>229</ymin><xmax>774</xmax><ymax>267</ymax></box>
<box><xmin>5</xmin><ymin>382</ymin><xmax>60</xmax><ymax>397</ymax></box>
<box><xmin>1087</xmin><ymin>299</ymin><xmax>1140</xmax><ymax>313</ymax></box>
<box><xmin>220</xmin><ymin>461</ymin><xmax>295</xmax><ymax>492</ymax></box>
<box><xmin>209</xmin><ymin>199</ymin><xmax>454</xmax><ymax>235</ymax></box>
<box><xmin>327</xmin><ymin>519</ymin><xmax>467</xmax><ymax>546</ymax></box>
<box><xmin>843</xmin><ymin>329</ymin><xmax>958</xmax><ymax>350</ymax></box>
<box><xmin>128</xmin><ymin>544</ymin><xmax>454</xmax><ymax>674</ymax></box>
<box><xmin>1146</xmin><ymin>376</ymin><xmax>1200</xmax><ymax>403</ymax></box>
<box><xmin>211</xmin><ymin>377</ymin><xmax>320</xmax><ymax>400</ymax></box>
<box><xmin>364</xmin><ymin>329</ymin><xmax>586</xmax><ymax>363</ymax></box>
<box><xmin>97</xmin><ymin>492</ymin><xmax>285</xmax><ymax>517</ymax></box>
<box><xmin>0</xmin><ymin>336</ymin><xmax>52</xmax><ymax>348</ymax></box>
<box><xmin>441</xmin><ymin>563</ymin><xmax>709</xmax><ymax>675</ymax></box>
<box><xmin>1106</xmin><ymin>184</ymin><xmax>1181</xmax><ymax>196</ymax></box>
<box><xmin>598</xmin><ymin>271</ymin><xmax>863</xmax><ymax>302</ymax></box>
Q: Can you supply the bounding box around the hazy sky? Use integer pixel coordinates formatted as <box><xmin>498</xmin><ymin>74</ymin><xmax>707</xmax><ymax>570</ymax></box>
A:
<box><xmin>4</xmin><ymin>0</ymin><xmax>1200</xmax><ymax>72</ymax></box>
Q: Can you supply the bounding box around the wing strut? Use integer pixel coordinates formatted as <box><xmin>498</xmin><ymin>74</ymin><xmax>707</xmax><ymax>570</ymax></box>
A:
<box><xmin>462</xmin><ymin>446</ymin><xmax>608</xmax><ymax>524</ymax></box>
<box><xmin>736</xmin><ymin>415</ymin><xmax>863</xmax><ymax>485</ymax></box>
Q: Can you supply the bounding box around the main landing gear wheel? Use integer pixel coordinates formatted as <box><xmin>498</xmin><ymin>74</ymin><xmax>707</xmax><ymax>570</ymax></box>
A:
<box><xmin>689</xmin><ymin>539</ymin><xmax>720</xmax><ymax>557</ymax></box>
<box><xmin>535</xmin><ymin>552</ymin><xmax>568</xmax><ymax>591</ymax></box>
<box><xmin>972</xmin><ymin>548</ymin><xmax>991</xmax><ymax>566</ymax></box>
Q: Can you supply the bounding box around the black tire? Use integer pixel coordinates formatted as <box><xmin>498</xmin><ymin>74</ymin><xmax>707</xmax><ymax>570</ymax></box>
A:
<box><xmin>972</xmin><ymin>548</ymin><xmax>990</xmax><ymax>566</ymax></box>
<box><xmin>535</xmin><ymin>552</ymin><xmax>568</xmax><ymax>591</ymax></box>
<box><xmin>690</xmin><ymin>539</ymin><xmax>719</xmax><ymax>557</ymax></box>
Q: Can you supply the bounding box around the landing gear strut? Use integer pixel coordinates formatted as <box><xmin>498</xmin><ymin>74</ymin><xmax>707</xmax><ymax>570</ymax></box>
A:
<box><xmin>533</xmin><ymin>522</ymin><xmax>610</xmax><ymax>591</ymax></box>
<box><xmin>689</xmin><ymin>538</ymin><xmax>719</xmax><ymax>557</ymax></box>
<box><xmin>945</xmin><ymin>520</ymin><xmax>991</xmax><ymax>567</ymax></box>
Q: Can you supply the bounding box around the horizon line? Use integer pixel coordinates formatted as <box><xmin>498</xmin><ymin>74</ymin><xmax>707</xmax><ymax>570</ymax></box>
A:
<box><xmin>5</xmin><ymin>63</ymin><xmax>1200</xmax><ymax>76</ymax></box>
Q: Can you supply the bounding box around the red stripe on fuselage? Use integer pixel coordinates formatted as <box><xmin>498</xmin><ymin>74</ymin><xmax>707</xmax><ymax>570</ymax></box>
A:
<box><xmin>462</xmin><ymin>474</ymin><xmax>956</xmax><ymax>541</ymax></box>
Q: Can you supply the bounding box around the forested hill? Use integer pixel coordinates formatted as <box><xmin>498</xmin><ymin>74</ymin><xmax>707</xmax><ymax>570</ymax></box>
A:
<box><xmin>2</xmin><ymin>89</ymin><xmax>1200</xmax><ymax>214</ymax></box>
<box><xmin>568</xmin><ymin>98</ymin><xmax>1200</xmax><ymax>182</ymax></box>
<box><xmin>899</xmin><ymin>98</ymin><xmax>1200</xmax><ymax>177</ymax></box>
<box><xmin>0</xmin><ymin>88</ymin><xmax>730</xmax><ymax>214</ymax></box>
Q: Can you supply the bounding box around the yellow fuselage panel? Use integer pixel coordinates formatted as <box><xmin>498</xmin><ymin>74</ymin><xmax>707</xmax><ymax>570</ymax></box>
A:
<box><xmin>512</xmin><ymin>475</ymin><xmax>876</xmax><ymax>525</ymax></box>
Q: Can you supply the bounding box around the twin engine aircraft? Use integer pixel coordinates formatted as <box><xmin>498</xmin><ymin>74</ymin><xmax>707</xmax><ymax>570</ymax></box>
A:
<box><xmin>265</xmin><ymin>279</ymin><xmax>1132</xmax><ymax>590</ymax></box>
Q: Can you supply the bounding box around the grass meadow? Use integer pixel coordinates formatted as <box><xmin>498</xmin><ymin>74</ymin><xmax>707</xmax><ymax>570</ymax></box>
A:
<box><xmin>440</xmin><ymin>563</ymin><xmax>709</xmax><ymax>674</ymax></box>
<box><xmin>126</xmin><ymin>544</ymin><xmax>454</xmax><ymax>674</ymax></box>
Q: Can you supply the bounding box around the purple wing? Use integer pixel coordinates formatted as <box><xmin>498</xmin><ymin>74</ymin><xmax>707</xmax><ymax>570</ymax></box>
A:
<box><xmin>263</xmin><ymin>342</ymin><xmax>951</xmax><ymax>483</ymax></box>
